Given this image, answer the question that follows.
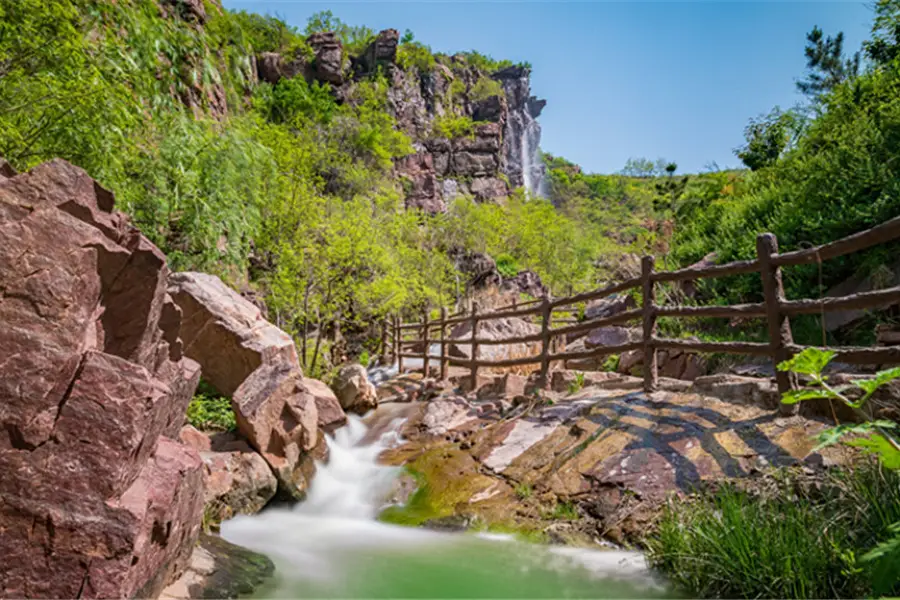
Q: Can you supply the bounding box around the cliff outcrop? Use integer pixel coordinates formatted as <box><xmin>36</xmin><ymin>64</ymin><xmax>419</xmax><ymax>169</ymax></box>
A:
<box><xmin>257</xmin><ymin>28</ymin><xmax>547</xmax><ymax>213</ymax></box>
<box><xmin>0</xmin><ymin>160</ymin><xmax>205</xmax><ymax>598</ymax></box>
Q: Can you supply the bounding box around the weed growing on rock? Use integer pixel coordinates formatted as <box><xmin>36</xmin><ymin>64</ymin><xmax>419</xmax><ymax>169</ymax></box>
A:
<box><xmin>186</xmin><ymin>380</ymin><xmax>237</xmax><ymax>432</ymax></box>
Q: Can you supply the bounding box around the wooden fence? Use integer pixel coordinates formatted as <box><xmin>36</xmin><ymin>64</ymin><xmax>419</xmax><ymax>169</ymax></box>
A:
<box><xmin>380</xmin><ymin>217</ymin><xmax>900</xmax><ymax>407</ymax></box>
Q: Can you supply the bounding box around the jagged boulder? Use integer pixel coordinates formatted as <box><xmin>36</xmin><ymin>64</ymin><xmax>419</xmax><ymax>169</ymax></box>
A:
<box><xmin>302</xmin><ymin>377</ymin><xmax>349</xmax><ymax>433</ymax></box>
<box><xmin>469</xmin><ymin>176</ymin><xmax>508</xmax><ymax>202</ymax></box>
<box><xmin>232</xmin><ymin>363</ymin><xmax>320</xmax><ymax>498</ymax></box>
<box><xmin>307</xmin><ymin>31</ymin><xmax>344</xmax><ymax>85</ymax></box>
<box><xmin>256</xmin><ymin>51</ymin><xmax>307</xmax><ymax>85</ymax></box>
<box><xmin>334</xmin><ymin>364</ymin><xmax>378</xmax><ymax>414</ymax></box>
<box><xmin>452</xmin><ymin>151</ymin><xmax>497</xmax><ymax>177</ymax></box>
<box><xmin>449</xmin><ymin>317</ymin><xmax>542</xmax><ymax>363</ymax></box>
<box><xmin>395</xmin><ymin>151</ymin><xmax>444</xmax><ymax>214</ymax></box>
<box><xmin>169</xmin><ymin>271</ymin><xmax>299</xmax><ymax>396</ymax></box>
<box><xmin>356</xmin><ymin>29</ymin><xmax>399</xmax><ymax>75</ymax></box>
<box><xmin>0</xmin><ymin>159</ymin><xmax>204</xmax><ymax>598</ymax></box>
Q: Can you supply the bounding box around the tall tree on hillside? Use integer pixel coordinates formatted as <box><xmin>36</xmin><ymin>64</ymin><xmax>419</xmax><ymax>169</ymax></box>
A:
<box><xmin>796</xmin><ymin>26</ymin><xmax>861</xmax><ymax>99</ymax></box>
<box><xmin>865</xmin><ymin>0</ymin><xmax>900</xmax><ymax>66</ymax></box>
<box><xmin>735</xmin><ymin>107</ymin><xmax>803</xmax><ymax>171</ymax></box>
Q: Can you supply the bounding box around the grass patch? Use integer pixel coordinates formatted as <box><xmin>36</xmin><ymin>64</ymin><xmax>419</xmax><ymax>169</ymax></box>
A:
<box><xmin>186</xmin><ymin>379</ymin><xmax>236</xmax><ymax>431</ymax></box>
<box><xmin>515</xmin><ymin>483</ymin><xmax>533</xmax><ymax>500</ymax></box>
<box><xmin>549</xmin><ymin>501</ymin><xmax>579</xmax><ymax>521</ymax></box>
<box><xmin>645</xmin><ymin>463</ymin><xmax>900</xmax><ymax>599</ymax></box>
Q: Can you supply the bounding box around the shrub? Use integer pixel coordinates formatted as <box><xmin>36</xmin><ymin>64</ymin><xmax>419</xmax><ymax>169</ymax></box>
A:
<box><xmin>431</xmin><ymin>114</ymin><xmax>476</xmax><ymax>140</ymax></box>
<box><xmin>469</xmin><ymin>76</ymin><xmax>503</xmax><ymax>102</ymax></box>
<box><xmin>186</xmin><ymin>380</ymin><xmax>236</xmax><ymax>431</ymax></box>
<box><xmin>396</xmin><ymin>41</ymin><xmax>435</xmax><ymax>73</ymax></box>
<box><xmin>495</xmin><ymin>253</ymin><xmax>519</xmax><ymax>278</ymax></box>
<box><xmin>550</xmin><ymin>501</ymin><xmax>579</xmax><ymax>520</ymax></box>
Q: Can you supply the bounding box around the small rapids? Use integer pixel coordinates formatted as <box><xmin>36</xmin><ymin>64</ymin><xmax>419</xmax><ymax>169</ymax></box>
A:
<box><xmin>220</xmin><ymin>411</ymin><xmax>665</xmax><ymax>598</ymax></box>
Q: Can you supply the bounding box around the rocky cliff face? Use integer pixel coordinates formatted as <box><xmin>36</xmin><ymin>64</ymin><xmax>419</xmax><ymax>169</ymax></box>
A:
<box><xmin>0</xmin><ymin>160</ymin><xmax>205</xmax><ymax>598</ymax></box>
<box><xmin>259</xmin><ymin>29</ymin><xmax>547</xmax><ymax>213</ymax></box>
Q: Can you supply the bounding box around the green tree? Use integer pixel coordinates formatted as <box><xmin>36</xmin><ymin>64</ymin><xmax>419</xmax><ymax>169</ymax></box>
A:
<box><xmin>735</xmin><ymin>107</ymin><xmax>803</xmax><ymax>171</ymax></box>
<box><xmin>797</xmin><ymin>26</ymin><xmax>861</xmax><ymax>99</ymax></box>
<box><xmin>865</xmin><ymin>0</ymin><xmax>900</xmax><ymax>66</ymax></box>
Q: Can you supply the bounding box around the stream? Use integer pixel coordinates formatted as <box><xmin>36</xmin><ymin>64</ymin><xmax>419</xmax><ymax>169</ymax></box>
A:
<box><xmin>220</xmin><ymin>408</ymin><xmax>667</xmax><ymax>598</ymax></box>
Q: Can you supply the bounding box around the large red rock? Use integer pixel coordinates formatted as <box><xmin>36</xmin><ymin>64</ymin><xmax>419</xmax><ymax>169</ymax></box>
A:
<box><xmin>0</xmin><ymin>159</ymin><xmax>204</xmax><ymax>597</ymax></box>
<box><xmin>334</xmin><ymin>364</ymin><xmax>378</xmax><ymax>415</ymax></box>
<box><xmin>169</xmin><ymin>271</ymin><xmax>300</xmax><ymax>396</ymax></box>
<box><xmin>232</xmin><ymin>363</ymin><xmax>320</xmax><ymax>497</ymax></box>
<box><xmin>302</xmin><ymin>377</ymin><xmax>348</xmax><ymax>433</ymax></box>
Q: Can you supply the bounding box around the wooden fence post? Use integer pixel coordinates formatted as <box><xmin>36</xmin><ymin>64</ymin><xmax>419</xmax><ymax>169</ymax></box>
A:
<box><xmin>539</xmin><ymin>295</ymin><xmax>552</xmax><ymax>389</ymax></box>
<box><xmin>641</xmin><ymin>255</ymin><xmax>658</xmax><ymax>393</ymax></box>
<box><xmin>470</xmin><ymin>303</ymin><xmax>480</xmax><ymax>392</ymax></box>
<box><xmin>395</xmin><ymin>314</ymin><xmax>403</xmax><ymax>374</ymax></box>
<box><xmin>757</xmin><ymin>233</ymin><xmax>798</xmax><ymax>414</ymax></box>
<box><xmin>380</xmin><ymin>318</ymin><xmax>389</xmax><ymax>364</ymax></box>
<box><xmin>422</xmin><ymin>306</ymin><xmax>430</xmax><ymax>377</ymax></box>
<box><xmin>440</xmin><ymin>306</ymin><xmax>448</xmax><ymax>381</ymax></box>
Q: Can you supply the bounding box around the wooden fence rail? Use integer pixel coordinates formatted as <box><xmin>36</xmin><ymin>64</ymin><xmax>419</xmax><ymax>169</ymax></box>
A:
<box><xmin>382</xmin><ymin>216</ymin><xmax>900</xmax><ymax>411</ymax></box>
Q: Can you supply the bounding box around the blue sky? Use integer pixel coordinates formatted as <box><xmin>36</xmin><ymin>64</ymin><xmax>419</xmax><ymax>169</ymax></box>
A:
<box><xmin>223</xmin><ymin>0</ymin><xmax>873</xmax><ymax>174</ymax></box>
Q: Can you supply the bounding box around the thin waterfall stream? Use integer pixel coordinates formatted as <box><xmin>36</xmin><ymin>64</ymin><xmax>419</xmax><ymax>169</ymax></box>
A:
<box><xmin>221</xmin><ymin>407</ymin><xmax>666</xmax><ymax>598</ymax></box>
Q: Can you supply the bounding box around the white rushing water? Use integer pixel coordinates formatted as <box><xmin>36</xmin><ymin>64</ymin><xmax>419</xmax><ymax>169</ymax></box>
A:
<box><xmin>220</xmin><ymin>413</ymin><xmax>662</xmax><ymax>598</ymax></box>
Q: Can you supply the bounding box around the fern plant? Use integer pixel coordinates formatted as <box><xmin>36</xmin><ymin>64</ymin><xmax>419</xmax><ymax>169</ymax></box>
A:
<box><xmin>778</xmin><ymin>347</ymin><xmax>900</xmax><ymax>594</ymax></box>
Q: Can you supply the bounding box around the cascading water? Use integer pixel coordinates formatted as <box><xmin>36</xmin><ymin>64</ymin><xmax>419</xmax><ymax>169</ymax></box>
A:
<box><xmin>220</xmin><ymin>412</ymin><xmax>664</xmax><ymax>598</ymax></box>
<box><xmin>496</xmin><ymin>66</ymin><xmax>548</xmax><ymax>198</ymax></box>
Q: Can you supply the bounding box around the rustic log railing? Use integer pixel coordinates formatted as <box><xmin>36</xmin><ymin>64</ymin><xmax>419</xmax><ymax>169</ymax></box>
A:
<box><xmin>381</xmin><ymin>218</ymin><xmax>900</xmax><ymax>410</ymax></box>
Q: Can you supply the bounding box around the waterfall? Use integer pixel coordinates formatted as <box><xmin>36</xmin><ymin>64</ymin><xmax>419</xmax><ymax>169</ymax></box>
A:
<box><xmin>218</xmin><ymin>412</ymin><xmax>661</xmax><ymax>598</ymax></box>
<box><xmin>496</xmin><ymin>66</ymin><xmax>547</xmax><ymax>197</ymax></box>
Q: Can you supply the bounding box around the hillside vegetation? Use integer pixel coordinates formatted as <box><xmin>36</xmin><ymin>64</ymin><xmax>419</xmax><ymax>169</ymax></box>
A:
<box><xmin>3</xmin><ymin>0</ymin><xmax>900</xmax><ymax>360</ymax></box>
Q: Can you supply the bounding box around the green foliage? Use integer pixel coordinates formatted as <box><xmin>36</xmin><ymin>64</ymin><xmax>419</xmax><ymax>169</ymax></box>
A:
<box><xmin>257</xmin><ymin>78</ymin><xmax>337</xmax><ymax>125</ymax></box>
<box><xmin>397</xmin><ymin>41</ymin><xmax>436</xmax><ymax>74</ymax></box>
<box><xmin>495</xmin><ymin>253</ymin><xmax>519</xmax><ymax>278</ymax></box>
<box><xmin>550</xmin><ymin>501</ymin><xmax>579</xmax><ymax>520</ymax></box>
<box><xmin>602</xmin><ymin>354</ymin><xmax>620</xmax><ymax>372</ymax></box>
<box><xmin>648</xmin><ymin>463</ymin><xmax>900</xmax><ymax>598</ymax></box>
<box><xmin>865</xmin><ymin>0</ymin><xmax>900</xmax><ymax>66</ymax></box>
<box><xmin>469</xmin><ymin>77</ymin><xmax>504</xmax><ymax>102</ymax></box>
<box><xmin>797</xmin><ymin>26</ymin><xmax>860</xmax><ymax>99</ymax></box>
<box><xmin>186</xmin><ymin>380</ymin><xmax>236</xmax><ymax>431</ymax></box>
<box><xmin>304</xmin><ymin>10</ymin><xmax>374</xmax><ymax>55</ymax></box>
<box><xmin>431</xmin><ymin>114</ymin><xmax>477</xmax><ymax>140</ymax></box>
<box><xmin>735</xmin><ymin>107</ymin><xmax>803</xmax><ymax>171</ymax></box>
<box><xmin>567</xmin><ymin>372</ymin><xmax>586</xmax><ymax>395</ymax></box>
<box><xmin>777</xmin><ymin>348</ymin><xmax>900</xmax><ymax>461</ymax></box>
<box><xmin>514</xmin><ymin>483</ymin><xmax>533</xmax><ymax>500</ymax></box>
<box><xmin>778</xmin><ymin>347</ymin><xmax>900</xmax><ymax>593</ymax></box>
<box><xmin>458</xmin><ymin>50</ymin><xmax>527</xmax><ymax>74</ymax></box>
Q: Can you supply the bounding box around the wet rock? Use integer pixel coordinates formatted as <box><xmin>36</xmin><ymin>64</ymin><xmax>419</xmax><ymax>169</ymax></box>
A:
<box><xmin>334</xmin><ymin>363</ymin><xmax>378</xmax><ymax>415</ymax></box>
<box><xmin>421</xmin><ymin>514</ymin><xmax>481</xmax><ymax>532</ymax></box>
<box><xmin>421</xmin><ymin>397</ymin><xmax>478</xmax><ymax>435</ymax></box>
<box><xmin>302</xmin><ymin>377</ymin><xmax>348</xmax><ymax>433</ymax></box>
<box><xmin>232</xmin><ymin>363</ymin><xmax>319</xmax><ymax>498</ymax></box>
<box><xmin>201</xmin><ymin>435</ymin><xmax>278</xmax><ymax>522</ymax></box>
<box><xmin>169</xmin><ymin>271</ymin><xmax>299</xmax><ymax>396</ymax></box>
<box><xmin>160</xmin><ymin>534</ymin><xmax>274</xmax><ymax>600</ymax></box>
